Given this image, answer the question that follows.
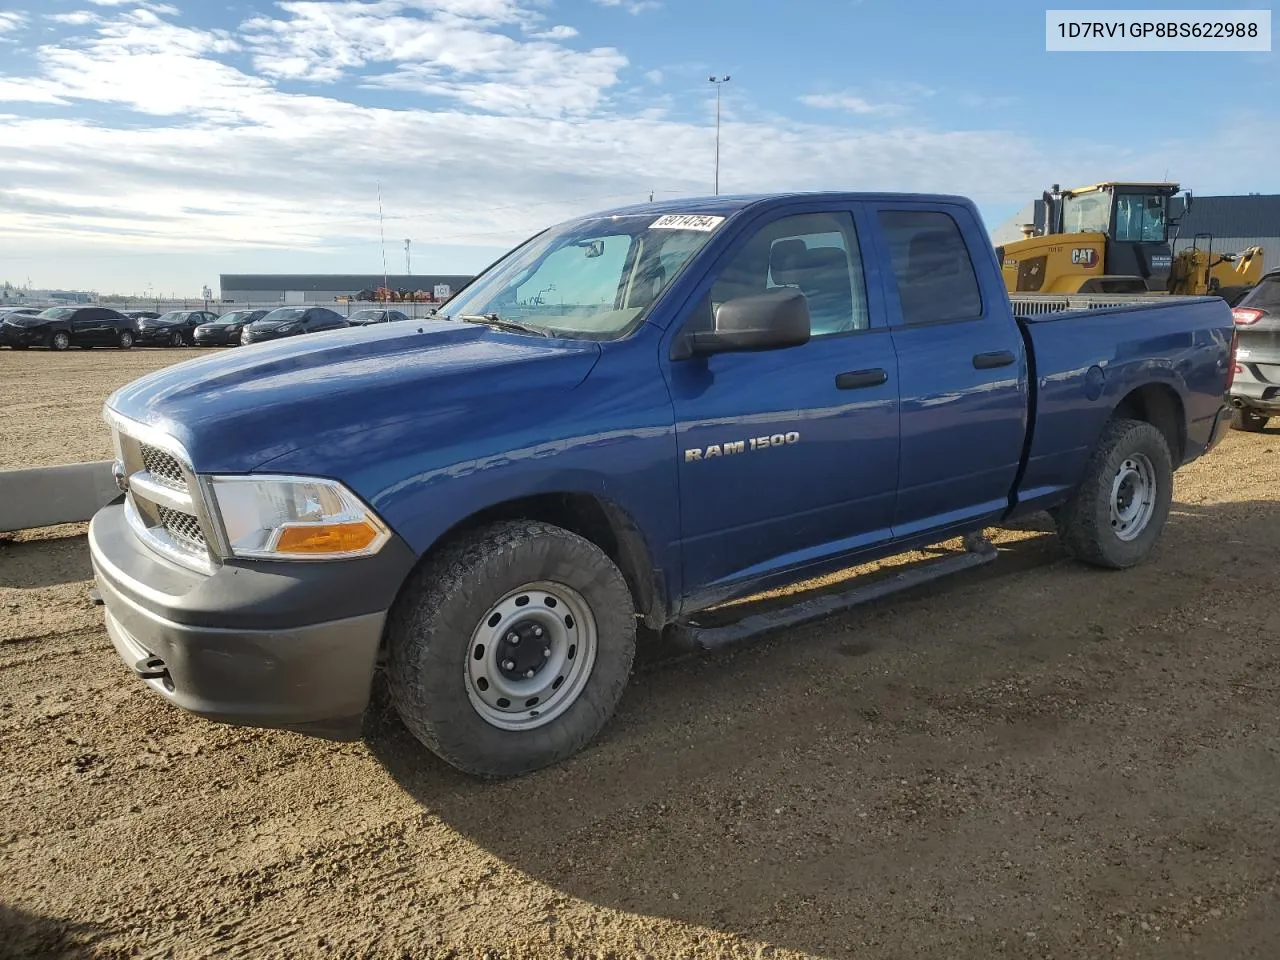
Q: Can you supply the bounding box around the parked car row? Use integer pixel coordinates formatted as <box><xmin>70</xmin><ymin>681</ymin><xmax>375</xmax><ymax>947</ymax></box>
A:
<box><xmin>0</xmin><ymin>304</ymin><xmax>417</xmax><ymax>351</ymax></box>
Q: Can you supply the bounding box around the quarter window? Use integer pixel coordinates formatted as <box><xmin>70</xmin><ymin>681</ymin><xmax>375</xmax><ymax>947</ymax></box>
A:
<box><xmin>877</xmin><ymin>210</ymin><xmax>984</xmax><ymax>325</ymax></box>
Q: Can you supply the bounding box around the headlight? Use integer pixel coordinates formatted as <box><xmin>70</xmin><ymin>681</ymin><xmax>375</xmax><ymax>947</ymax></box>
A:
<box><xmin>209</xmin><ymin>475</ymin><xmax>390</xmax><ymax>560</ymax></box>
<box><xmin>277</xmin><ymin>322</ymin><xmax>299</xmax><ymax>333</ymax></box>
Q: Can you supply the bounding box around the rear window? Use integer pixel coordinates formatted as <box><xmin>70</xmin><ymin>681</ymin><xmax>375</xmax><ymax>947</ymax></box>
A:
<box><xmin>877</xmin><ymin>210</ymin><xmax>983</xmax><ymax>324</ymax></box>
<box><xmin>1240</xmin><ymin>275</ymin><xmax>1280</xmax><ymax>313</ymax></box>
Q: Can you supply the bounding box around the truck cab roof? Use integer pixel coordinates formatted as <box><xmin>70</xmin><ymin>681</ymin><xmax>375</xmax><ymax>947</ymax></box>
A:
<box><xmin>589</xmin><ymin>191</ymin><xmax>980</xmax><ymax>221</ymax></box>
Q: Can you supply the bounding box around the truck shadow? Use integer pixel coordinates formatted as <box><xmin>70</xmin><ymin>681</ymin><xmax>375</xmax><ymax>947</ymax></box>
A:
<box><xmin>0</xmin><ymin>903</ymin><xmax>104</xmax><ymax>960</ymax></box>
<box><xmin>365</xmin><ymin>497</ymin><xmax>1280</xmax><ymax>956</ymax></box>
<box><xmin>0</xmin><ymin>528</ymin><xmax>94</xmax><ymax>590</ymax></box>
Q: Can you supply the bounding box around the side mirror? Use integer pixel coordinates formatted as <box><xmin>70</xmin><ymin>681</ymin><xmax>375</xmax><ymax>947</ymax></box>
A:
<box><xmin>684</xmin><ymin>287</ymin><xmax>811</xmax><ymax>358</ymax></box>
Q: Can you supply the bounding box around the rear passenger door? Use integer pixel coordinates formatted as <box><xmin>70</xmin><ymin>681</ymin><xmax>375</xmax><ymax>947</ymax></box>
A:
<box><xmin>867</xmin><ymin>202</ymin><xmax>1029</xmax><ymax>537</ymax></box>
<box><xmin>72</xmin><ymin>308</ymin><xmax>107</xmax><ymax>344</ymax></box>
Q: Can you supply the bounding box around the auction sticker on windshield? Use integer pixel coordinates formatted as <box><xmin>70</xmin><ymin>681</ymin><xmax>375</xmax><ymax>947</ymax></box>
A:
<box><xmin>650</xmin><ymin>214</ymin><xmax>725</xmax><ymax>231</ymax></box>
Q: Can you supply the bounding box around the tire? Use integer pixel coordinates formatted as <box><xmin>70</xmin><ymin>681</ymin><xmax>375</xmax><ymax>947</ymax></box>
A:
<box><xmin>1230</xmin><ymin>408</ymin><xmax>1269</xmax><ymax>433</ymax></box>
<box><xmin>118</xmin><ymin>330</ymin><xmax>134</xmax><ymax>350</ymax></box>
<box><xmin>386</xmin><ymin>520</ymin><xmax>637</xmax><ymax>779</ymax></box>
<box><xmin>169</xmin><ymin>331</ymin><xmax>185</xmax><ymax>347</ymax></box>
<box><xmin>47</xmin><ymin>330</ymin><xmax>70</xmax><ymax>351</ymax></box>
<box><xmin>1055</xmin><ymin>418</ymin><xmax>1173</xmax><ymax>570</ymax></box>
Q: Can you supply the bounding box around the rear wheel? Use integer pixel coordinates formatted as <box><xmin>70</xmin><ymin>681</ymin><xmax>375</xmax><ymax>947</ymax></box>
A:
<box><xmin>1230</xmin><ymin>408</ymin><xmax>1269</xmax><ymax>433</ymax></box>
<box><xmin>48</xmin><ymin>330</ymin><xmax>70</xmax><ymax>351</ymax></box>
<box><xmin>386</xmin><ymin>520</ymin><xmax>636</xmax><ymax>779</ymax></box>
<box><xmin>1055</xmin><ymin>418</ymin><xmax>1173</xmax><ymax>569</ymax></box>
<box><xmin>118</xmin><ymin>330</ymin><xmax>134</xmax><ymax>350</ymax></box>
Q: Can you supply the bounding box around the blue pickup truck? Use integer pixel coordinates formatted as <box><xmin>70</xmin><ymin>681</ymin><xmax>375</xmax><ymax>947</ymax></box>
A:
<box><xmin>89</xmin><ymin>192</ymin><xmax>1237</xmax><ymax>777</ymax></box>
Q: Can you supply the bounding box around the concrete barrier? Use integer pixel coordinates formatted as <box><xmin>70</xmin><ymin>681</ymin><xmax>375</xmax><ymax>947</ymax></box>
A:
<box><xmin>0</xmin><ymin>461</ymin><xmax>119</xmax><ymax>533</ymax></box>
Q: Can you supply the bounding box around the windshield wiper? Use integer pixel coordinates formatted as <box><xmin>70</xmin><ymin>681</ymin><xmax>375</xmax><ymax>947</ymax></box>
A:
<box><xmin>459</xmin><ymin>314</ymin><xmax>552</xmax><ymax>338</ymax></box>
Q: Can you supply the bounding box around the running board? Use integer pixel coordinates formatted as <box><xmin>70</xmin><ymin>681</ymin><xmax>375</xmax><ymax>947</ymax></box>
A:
<box><xmin>665</xmin><ymin>538</ymin><xmax>999</xmax><ymax>653</ymax></box>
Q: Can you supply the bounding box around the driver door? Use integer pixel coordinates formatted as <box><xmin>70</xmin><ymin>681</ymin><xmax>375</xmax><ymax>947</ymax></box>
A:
<box><xmin>664</xmin><ymin>204</ymin><xmax>901</xmax><ymax>602</ymax></box>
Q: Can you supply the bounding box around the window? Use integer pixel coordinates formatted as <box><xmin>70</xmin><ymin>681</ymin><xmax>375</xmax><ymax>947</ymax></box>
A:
<box><xmin>1240</xmin><ymin>274</ymin><xmax>1280</xmax><ymax>313</ymax></box>
<box><xmin>1113</xmin><ymin>193</ymin><xmax>1167</xmax><ymax>242</ymax></box>
<box><xmin>705</xmin><ymin>211</ymin><xmax>869</xmax><ymax>337</ymax></box>
<box><xmin>877</xmin><ymin>210</ymin><xmax>983</xmax><ymax>325</ymax></box>
<box><xmin>1061</xmin><ymin>191</ymin><xmax>1112</xmax><ymax>234</ymax></box>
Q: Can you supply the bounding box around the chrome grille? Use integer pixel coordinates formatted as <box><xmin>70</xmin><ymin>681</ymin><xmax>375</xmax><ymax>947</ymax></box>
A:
<box><xmin>108</xmin><ymin>411</ymin><xmax>217</xmax><ymax>574</ymax></box>
<box><xmin>156</xmin><ymin>505</ymin><xmax>206</xmax><ymax>551</ymax></box>
<box><xmin>140</xmin><ymin>443</ymin><xmax>187</xmax><ymax>490</ymax></box>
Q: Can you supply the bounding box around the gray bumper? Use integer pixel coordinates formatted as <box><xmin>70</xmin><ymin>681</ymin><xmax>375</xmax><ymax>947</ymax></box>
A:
<box><xmin>89</xmin><ymin>503</ymin><xmax>417</xmax><ymax>739</ymax></box>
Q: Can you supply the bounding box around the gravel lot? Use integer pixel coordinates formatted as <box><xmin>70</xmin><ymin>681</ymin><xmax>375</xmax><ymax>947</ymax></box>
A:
<box><xmin>2</xmin><ymin>349</ymin><xmax>1279</xmax><ymax>959</ymax></box>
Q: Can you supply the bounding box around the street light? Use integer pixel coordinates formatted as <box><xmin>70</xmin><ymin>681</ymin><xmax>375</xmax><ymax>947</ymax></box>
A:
<box><xmin>709</xmin><ymin>75</ymin><xmax>731</xmax><ymax>195</ymax></box>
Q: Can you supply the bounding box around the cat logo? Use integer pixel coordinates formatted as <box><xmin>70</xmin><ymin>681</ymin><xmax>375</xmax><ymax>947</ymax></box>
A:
<box><xmin>1071</xmin><ymin>248</ymin><xmax>1098</xmax><ymax>267</ymax></box>
<box><xmin>685</xmin><ymin>432</ymin><xmax>800</xmax><ymax>462</ymax></box>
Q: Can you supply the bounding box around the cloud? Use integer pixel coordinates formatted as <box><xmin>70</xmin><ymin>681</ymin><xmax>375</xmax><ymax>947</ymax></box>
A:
<box><xmin>0</xmin><ymin>11</ymin><xmax>27</xmax><ymax>36</ymax></box>
<box><xmin>591</xmin><ymin>0</ymin><xmax>661</xmax><ymax>12</ymax></box>
<box><xmin>47</xmin><ymin>12</ymin><xmax>103</xmax><ymax>26</ymax></box>
<box><xmin>644</xmin><ymin>68</ymin><xmax>663</xmax><ymax>84</ymax></box>
<box><xmin>800</xmin><ymin>83</ymin><xmax>936</xmax><ymax>117</ymax></box>
<box><xmin>800</xmin><ymin>92</ymin><xmax>897</xmax><ymax>115</ymax></box>
<box><xmin>239</xmin><ymin>0</ymin><xmax>626</xmax><ymax>117</ymax></box>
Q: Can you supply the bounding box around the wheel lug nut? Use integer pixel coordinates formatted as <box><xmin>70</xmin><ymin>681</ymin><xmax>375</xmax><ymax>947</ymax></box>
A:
<box><xmin>533</xmin><ymin>626</ymin><xmax>543</xmax><ymax>637</ymax></box>
<box><xmin>543</xmin><ymin>648</ymin><xmax>551</xmax><ymax>658</ymax></box>
<box><xmin>503</xmin><ymin>660</ymin><xmax>515</xmax><ymax>671</ymax></box>
<box><xmin>525</xmin><ymin>669</ymin><xmax>535</xmax><ymax>678</ymax></box>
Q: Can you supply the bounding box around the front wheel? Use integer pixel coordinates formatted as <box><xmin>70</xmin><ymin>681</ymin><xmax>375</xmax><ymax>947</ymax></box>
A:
<box><xmin>386</xmin><ymin>520</ymin><xmax>636</xmax><ymax>779</ymax></box>
<box><xmin>1230</xmin><ymin>408</ymin><xmax>1269</xmax><ymax>433</ymax></box>
<box><xmin>1055</xmin><ymin>418</ymin><xmax>1173</xmax><ymax>569</ymax></box>
<box><xmin>48</xmin><ymin>330</ymin><xmax>70</xmax><ymax>351</ymax></box>
<box><xmin>169</xmin><ymin>330</ymin><xmax>185</xmax><ymax>347</ymax></box>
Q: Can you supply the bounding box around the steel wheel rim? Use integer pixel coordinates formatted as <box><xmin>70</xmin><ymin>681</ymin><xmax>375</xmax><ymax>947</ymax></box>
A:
<box><xmin>464</xmin><ymin>581</ymin><xmax>598</xmax><ymax>731</ymax></box>
<box><xmin>1110</xmin><ymin>452</ymin><xmax>1156</xmax><ymax>542</ymax></box>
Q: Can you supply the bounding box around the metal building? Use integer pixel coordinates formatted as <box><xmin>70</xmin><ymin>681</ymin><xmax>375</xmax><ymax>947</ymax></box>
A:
<box><xmin>1168</xmin><ymin>194</ymin><xmax>1280</xmax><ymax>258</ymax></box>
<box><xmin>219</xmin><ymin>274</ymin><xmax>474</xmax><ymax>304</ymax></box>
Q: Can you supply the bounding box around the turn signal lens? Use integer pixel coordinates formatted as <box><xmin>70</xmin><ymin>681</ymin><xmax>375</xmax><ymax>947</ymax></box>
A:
<box><xmin>273</xmin><ymin>521</ymin><xmax>381</xmax><ymax>554</ymax></box>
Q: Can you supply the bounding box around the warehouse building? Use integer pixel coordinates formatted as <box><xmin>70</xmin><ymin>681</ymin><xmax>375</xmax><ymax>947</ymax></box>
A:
<box><xmin>219</xmin><ymin>274</ymin><xmax>474</xmax><ymax>304</ymax></box>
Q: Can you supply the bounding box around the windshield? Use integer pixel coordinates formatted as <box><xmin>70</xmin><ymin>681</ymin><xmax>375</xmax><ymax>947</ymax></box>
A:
<box><xmin>440</xmin><ymin>212</ymin><xmax>725</xmax><ymax>338</ymax></box>
<box><xmin>351</xmin><ymin>310</ymin><xmax>385</xmax><ymax>321</ymax></box>
<box><xmin>260</xmin><ymin>308</ymin><xmax>306</xmax><ymax>323</ymax></box>
<box><xmin>213</xmin><ymin>312</ymin><xmax>245</xmax><ymax>324</ymax></box>
<box><xmin>1060</xmin><ymin>191</ymin><xmax>1111</xmax><ymax>234</ymax></box>
<box><xmin>36</xmin><ymin>307</ymin><xmax>77</xmax><ymax>320</ymax></box>
<box><xmin>1114</xmin><ymin>193</ymin><xmax>1167</xmax><ymax>242</ymax></box>
<box><xmin>157</xmin><ymin>311</ymin><xmax>184</xmax><ymax>323</ymax></box>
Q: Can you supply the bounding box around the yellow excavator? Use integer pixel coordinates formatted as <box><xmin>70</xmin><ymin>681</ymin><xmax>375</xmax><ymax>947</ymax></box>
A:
<box><xmin>996</xmin><ymin>181</ymin><xmax>1264</xmax><ymax>304</ymax></box>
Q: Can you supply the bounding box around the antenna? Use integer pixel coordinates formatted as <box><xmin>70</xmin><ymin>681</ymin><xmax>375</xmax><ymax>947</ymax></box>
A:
<box><xmin>377</xmin><ymin>179</ymin><xmax>388</xmax><ymax>302</ymax></box>
<box><xmin>404</xmin><ymin>238</ymin><xmax>411</xmax><ymax>275</ymax></box>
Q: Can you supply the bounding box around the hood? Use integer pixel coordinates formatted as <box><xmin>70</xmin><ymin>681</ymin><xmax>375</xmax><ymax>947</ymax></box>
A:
<box><xmin>106</xmin><ymin>320</ymin><xmax>602</xmax><ymax>472</ymax></box>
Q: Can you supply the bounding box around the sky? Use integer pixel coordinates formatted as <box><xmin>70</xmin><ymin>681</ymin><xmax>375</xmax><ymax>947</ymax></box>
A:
<box><xmin>0</xmin><ymin>0</ymin><xmax>1275</xmax><ymax>296</ymax></box>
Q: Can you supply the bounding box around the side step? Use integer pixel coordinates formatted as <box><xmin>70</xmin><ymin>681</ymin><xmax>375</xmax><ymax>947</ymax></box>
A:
<box><xmin>665</xmin><ymin>536</ymin><xmax>999</xmax><ymax>653</ymax></box>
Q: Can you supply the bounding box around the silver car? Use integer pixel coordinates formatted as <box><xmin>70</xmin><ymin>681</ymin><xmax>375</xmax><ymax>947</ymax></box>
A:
<box><xmin>1230</xmin><ymin>270</ymin><xmax>1280</xmax><ymax>432</ymax></box>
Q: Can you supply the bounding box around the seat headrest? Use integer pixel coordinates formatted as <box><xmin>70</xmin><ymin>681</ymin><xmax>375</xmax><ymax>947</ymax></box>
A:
<box><xmin>771</xmin><ymin>242</ymin><xmax>849</xmax><ymax>286</ymax></box>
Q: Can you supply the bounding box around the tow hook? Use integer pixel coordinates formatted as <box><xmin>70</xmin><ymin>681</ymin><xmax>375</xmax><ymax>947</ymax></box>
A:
<box><xmin>133</xmin><ymin>656</ymin><xmax>168</xmax><ymax>680</ymax></box>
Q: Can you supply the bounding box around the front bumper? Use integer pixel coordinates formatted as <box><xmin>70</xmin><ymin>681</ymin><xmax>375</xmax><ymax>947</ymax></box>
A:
<box><xmin>193</xmin><ymin>330</ymin><xmax>238</xmax><ymax>346</ymax></box>
<box><xmin>0</xmin><ymin>325</ymin><xmax>47</xmax><ymax>346</ymax></box>
<box><xmin>135</xmin><ymin>328</ymin><xmax>185</xmax><ymax>345</ymax></box>
<box><xmin>89</xmin><ymin>502</ymin><xmax>417</xmax><ymax>739</ymax></box>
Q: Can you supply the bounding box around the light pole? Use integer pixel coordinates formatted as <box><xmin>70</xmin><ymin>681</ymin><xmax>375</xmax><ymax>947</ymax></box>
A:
<box><xmin>709</xmin><ymin>75</ymin><xmax>730</xmax><ymax>195</ymax></box>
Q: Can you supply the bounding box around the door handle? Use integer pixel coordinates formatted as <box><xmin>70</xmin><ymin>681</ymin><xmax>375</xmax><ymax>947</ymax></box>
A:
<box><xmin>973</xmin><ymin>350</ymin><xmax>1016</xmax><ymax>370</ymax></box>
<box><xmin>835</xmin><ymin>368</ymin><xmax>888</xmax><ymax>390</ymax></box>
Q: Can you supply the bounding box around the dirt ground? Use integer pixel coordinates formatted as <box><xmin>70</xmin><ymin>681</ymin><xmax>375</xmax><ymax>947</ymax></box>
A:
<box><xmin>3</xmin><ymin>350</ymin><xmax>1280</xmax><ymax>959</ymax></box>
<box><xmin>1</xmin><ymin>347</ymin><xmax>207</xmax><ymax>470</ymax></box>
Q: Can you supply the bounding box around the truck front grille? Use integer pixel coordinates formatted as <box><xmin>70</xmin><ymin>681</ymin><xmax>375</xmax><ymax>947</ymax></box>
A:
<box><xmin>108</xmin><ymin>414</ymin><xmax>216</xmax><ymax>574</ymax></box>
<box><xmin>140</xmin><ymin>443</ymin><xmax>187</xmax><ymax>490</ymax></box>
<box><xmin>156</xmin><ymin>504</ymin><xmax>207</xmax><ymax>551</ymax></box>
